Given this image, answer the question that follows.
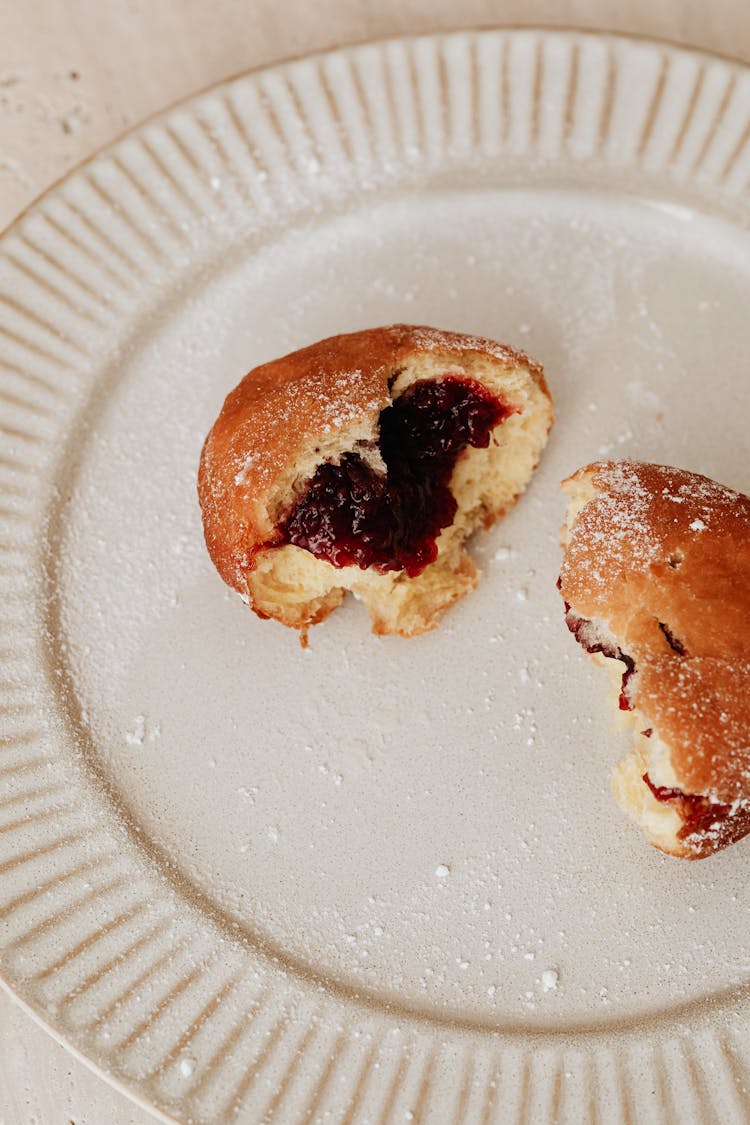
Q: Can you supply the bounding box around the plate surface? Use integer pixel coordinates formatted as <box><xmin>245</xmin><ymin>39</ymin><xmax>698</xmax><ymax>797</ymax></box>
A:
<box><xmin>2</xmin><ymin>28</ymin><xmax>750</xmax><ymax>1124</ymax></box>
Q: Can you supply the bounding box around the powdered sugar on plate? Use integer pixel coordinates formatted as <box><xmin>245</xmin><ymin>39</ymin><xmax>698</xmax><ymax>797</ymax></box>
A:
<box><xmin>50</xmin><ymin>185</ymin><xmax>750</xmax><ymax>1029</ymax></box>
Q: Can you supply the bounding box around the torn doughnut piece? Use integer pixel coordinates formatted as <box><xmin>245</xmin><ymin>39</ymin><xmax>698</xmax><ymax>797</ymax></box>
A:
<box><xmin>559</xmin><ymin>460</ymin><xmax>750</xmax><ymax>859</ymax></box>
<box><xmin>198</xmin><ymin>324</ymin><xmax>552</xmax><ymax>637</ymax></box>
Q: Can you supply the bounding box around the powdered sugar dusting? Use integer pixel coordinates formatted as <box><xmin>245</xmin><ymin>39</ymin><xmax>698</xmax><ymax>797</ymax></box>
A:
<box><xmin>564</xmin><ymin>460</ymin><xmax>750</xmax><ymax>595</ymax></box>
<box><xmin>233</xmin><ymin>451</ymin><xmax>259</xmax><ymax>486</ymax></box>
<box><xmin>406</xmin><ymin>324</ymin><xmax>538</xmax><ymax>372</ymax></box>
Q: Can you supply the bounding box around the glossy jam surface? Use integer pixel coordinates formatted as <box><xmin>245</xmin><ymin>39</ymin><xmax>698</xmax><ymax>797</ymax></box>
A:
<box><xmin>643</xmin><ymin>773</ymin><xmax>730</xmax><ymax>837</ymax></box>
<box><xmin>279</xmin><ymin>376</ymin><xmax>511</xmax><ymax>577</ymax></box>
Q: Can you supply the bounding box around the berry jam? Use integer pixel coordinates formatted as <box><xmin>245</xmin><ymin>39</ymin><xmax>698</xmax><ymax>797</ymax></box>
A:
<box><xmin>643</xmin><ymin>773</ymin><xmax>730</xmax><ymax>837</ymax></box>
<box><xmin>279</xmin><ymin>376</ymin><xmax>512</xmax><ymax>577</ymax></box>
<box><xmin>562</xmin><ymin>606</ymin><xmax>636</xmax><ymax>710</ymax></box>
<box><xmin>658</xmin><ymin>621</ymin><xmax>687</xmax><ymax>656</ymax></box>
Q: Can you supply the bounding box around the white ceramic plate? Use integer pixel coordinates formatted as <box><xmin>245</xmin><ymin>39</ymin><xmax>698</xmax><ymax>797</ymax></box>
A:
<box><xmin>3</xmin><ymin>28</ymin><xmax>750</xmax><ymax>1124</ymax></box>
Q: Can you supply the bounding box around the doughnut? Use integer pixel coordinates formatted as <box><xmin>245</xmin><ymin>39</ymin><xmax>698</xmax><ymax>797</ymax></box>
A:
<box><xmin>559</xmin><ymin>460</ymin><xmax>750</xmax><ymax>858</ymax></box>
<box><xmin>198</xmin><ymin>324</ymin><xmax>552</xmax><ymax>637</ymax></box>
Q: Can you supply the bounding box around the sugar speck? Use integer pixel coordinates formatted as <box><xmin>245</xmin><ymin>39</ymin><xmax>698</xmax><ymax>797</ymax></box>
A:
<box><xmin>435</xmin><ymin>863</ymin><xmax>451</xmax><ymax>879</ymax></box>
<box><xmin>541</xmin><ymin>968</ymin><xmax>559</xmax><ymax>992</ymax></box>
<box><xmin>125</xmin><ymin>715</ymin><xmax>146</xmax><ymax>746</ymax></box>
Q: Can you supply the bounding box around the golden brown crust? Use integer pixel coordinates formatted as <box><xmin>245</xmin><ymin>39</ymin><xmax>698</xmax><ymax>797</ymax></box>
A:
<box><xmin>560</xmin><ymin>460</ymin><xmax>750</xmax><ymax>663</ymax></box>
<box><xmin>199</xmin><ymin>324</ymin><xmax>549</xmax><ymax>594</ymax></box>
<box><xmin>560</xmin><ymin>460</ymin><xmax>750</xmax><ymax>855</ymax></box>
<box><xmin>635</xmin><ymin>658</ymin><xmax>750</xmax><ymax>803</ymax></box>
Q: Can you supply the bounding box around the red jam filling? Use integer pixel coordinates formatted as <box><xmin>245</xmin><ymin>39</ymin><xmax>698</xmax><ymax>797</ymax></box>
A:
<box><xmin>278</xmin><ymin>375</ymin><xmax>513</xmax><ymax>577</ymax></box>
<box><xmin>658</xmin><ymin>621</ymin><xmax>687</xmax><ymax>656</ymax></box>
<box><xmin>562</xmin><ymin>606</ymin><xmax>636</xmax><ymax>710</ymax></box>
<box><xmin>643</xmin><ymin>773</ymin><xmax>730</xmax><ymax>837</ymax></box>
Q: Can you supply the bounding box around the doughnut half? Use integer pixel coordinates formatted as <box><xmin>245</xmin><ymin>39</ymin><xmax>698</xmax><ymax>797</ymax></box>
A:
<box><xmin>560</xmin><ymin>460</ymin><xmax>750</xmax><ymax>859</ymax></box>
<box><xmin>199</xmin><ymin>324</ymin><xmax>552</xmax><ymax>637</ymax></box>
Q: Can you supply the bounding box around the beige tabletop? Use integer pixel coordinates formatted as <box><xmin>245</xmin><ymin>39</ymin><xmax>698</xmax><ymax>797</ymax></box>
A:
<box><xmin>1</xmin><ymin>2</ymin><xmax>750</xmax><ymax>1122</ymax></box>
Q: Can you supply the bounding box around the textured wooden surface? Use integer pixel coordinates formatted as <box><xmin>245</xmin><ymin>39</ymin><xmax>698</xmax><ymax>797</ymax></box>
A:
<box><xmin>1</xmin><ymin>2</ymin><xmax>750</xmax><ymax>1122</ymax></box>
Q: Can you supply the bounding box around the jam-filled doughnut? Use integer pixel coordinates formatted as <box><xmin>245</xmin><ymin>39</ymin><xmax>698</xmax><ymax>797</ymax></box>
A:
<box><xmin>199</xmin><ymin>324</ymin><xmax>552</xmax><ymax>637</ymax></box>
<box><xmin>559</xmin><ymin>460</ymin><xmax>750</xmax><ymax>858</ymax></box>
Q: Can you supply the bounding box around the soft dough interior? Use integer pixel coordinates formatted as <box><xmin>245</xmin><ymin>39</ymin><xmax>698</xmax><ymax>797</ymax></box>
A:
<box><xmin>561</xmin><ymin>475</ymin><xmax>692</xmax><ymax>856</ymax></box>
<box><xmin>611</xmin><ymin>727</ymin><xmax>686</xmax><ymax>854</ymax></box>
<box><xmin>568</xmin><ymin>628</ymin><xmax>690</xmax><ymax>854</ymax></box>
<box><xmin>247</xmin><ymin>352</ymin><xmax>551</xmax><ymax>636</ymax></box>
